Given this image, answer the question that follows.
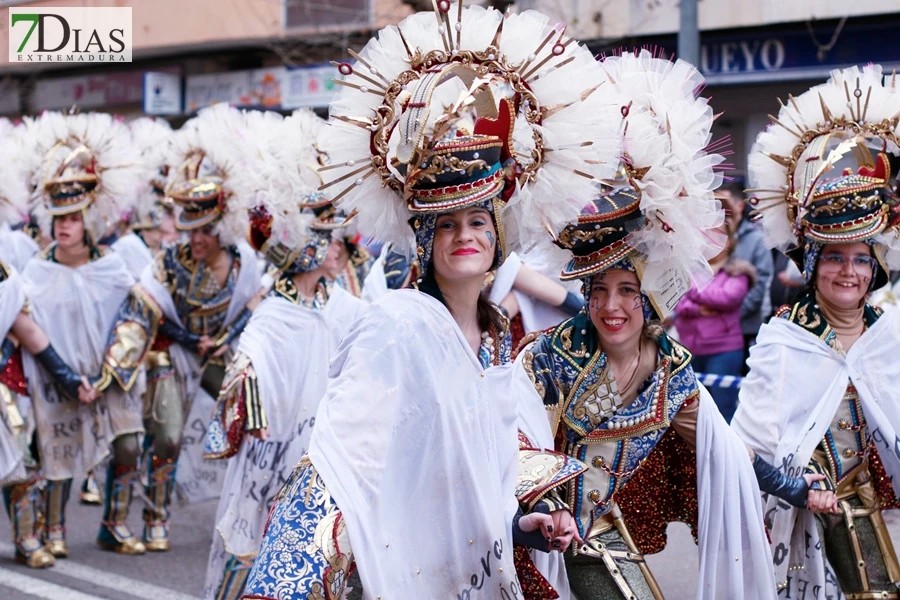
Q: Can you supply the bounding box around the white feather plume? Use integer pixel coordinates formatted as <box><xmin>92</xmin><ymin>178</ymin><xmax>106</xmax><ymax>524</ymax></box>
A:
<box><xmin>129</xmin><ymin>117</ymin><xmax>172</xmax><ymax>222</ymax></box>
<box><xmin>319</xmin><ymin>4</ymin><xmax>621</xmax><ymax>258</ymax></box>
<box><xmin>748</xmin><ymin>63</ymin><xmax>900</xmax><ymax>268</ymax></box>
<box><xmin>29</xmin><ymin>111</ymin><xmax>145</xmax><ymax>241</ymax></box>
<box><xmin>0</xmin><ymin>119</ymin><xmax>31</xmax><ymax>226</ymax></box>
<box><xmin>598</xmin><ymin>50</ymin><xmax>727</xmax><ymax>295</ymax></box>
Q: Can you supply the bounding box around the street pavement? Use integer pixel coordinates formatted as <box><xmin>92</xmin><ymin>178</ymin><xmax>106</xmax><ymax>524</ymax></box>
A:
<box><xmin>1</xmin><ymin>476</ymin><xmax>899</xmax><ymax>599</ymax></box>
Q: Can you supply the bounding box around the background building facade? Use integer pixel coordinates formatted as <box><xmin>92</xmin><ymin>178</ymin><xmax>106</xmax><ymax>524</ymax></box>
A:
<box><xmin>1</xmin><ymin>0</ymin><xmax>899</xmax><ymax>179</ymax></box>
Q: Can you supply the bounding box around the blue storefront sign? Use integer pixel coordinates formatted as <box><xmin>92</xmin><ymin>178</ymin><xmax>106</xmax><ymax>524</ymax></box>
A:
<box><xmin>594</xmin><ymin>18</ymin><xmax>900</xmax><ymax>85</ymax></box>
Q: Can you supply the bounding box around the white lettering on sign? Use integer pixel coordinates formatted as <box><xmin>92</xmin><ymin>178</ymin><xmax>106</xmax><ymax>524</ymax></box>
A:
<box><xmin>700</xmin><ymin>39</ymin><xmax>786</xmax><ymax>75</ymax></box>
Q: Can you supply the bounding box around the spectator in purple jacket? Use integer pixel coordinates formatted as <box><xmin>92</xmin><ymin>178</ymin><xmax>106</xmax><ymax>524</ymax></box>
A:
<box><xmin>674</xmin><ymin>222</ymin><xmax>756</xmax><ymax>422</ymax></box>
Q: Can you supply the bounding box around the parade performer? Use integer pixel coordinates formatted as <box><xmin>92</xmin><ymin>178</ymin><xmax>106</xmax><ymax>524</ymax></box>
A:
<box><xmin>732</xmin><ymin>63</ymin><xmax>900</xmax><ymax>599</ymax></box>
<box><xmin>111</xmin><ymin>117</ymin><xmax>177</xmax><ymax>279</ymax></box>
<box><xmin>72</xmin><ymin>118</ymin><xmax>179</xmax><ymax>507</ymax></box>
<box><xmin>93</xmin><ymin>103</ymin><xmax>261</xmax><ymax>552</ymax></box>
<box><xmin>0</xmin><ymin>138</ymin><xmax>96</xmax><ymax>567</ymax></box>
<box><xmin>202</xmin><ymin>109</ymin><xmax>366</xmax><ymax>600</ymax></box>
<box><xmin>19</xmin><ymin>111</ymin><xmax>146</xmax><ymax>557</ymax></box>
<box><xmin>516</xmin><ymin>50</ymin><xmax>813</xmax><ymax>600</ymax></box>
<box><xmin>242</xmin><ymin>3</ymin><xmax>621</xmax><ymax>598</ymax></box>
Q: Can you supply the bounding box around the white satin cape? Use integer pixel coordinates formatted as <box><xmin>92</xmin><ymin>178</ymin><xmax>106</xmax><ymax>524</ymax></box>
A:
<box><xmin>203</xmin><ymin>285</ymin><xmax>364</xmax><ymax>599</ymax></box>
<box><xmin>732</xmin><ymin>311</ymin><xmax>900</xmax><ymax>595</ymax></box>
<box><xmin>309</xmin><ymin>289</ymin><xmax>522</xmax><ymax>599</ymax></box>
<box><xmin>0</xmin><ymin>266</ymin><xmax>27</xmax><ymax>486</ymax></box>
<box><xmin>0</xmin><ymin>224</ymin><xmax>39</xmax><ymax>272</ymax></box>
<box><xmin>21</xmin><ymin>251</ymin><xmax>143</xmax><ymax>480</ymax></box>
<box><xmin>489</xmin><ymin>252</ymin><xmax>569</xmax><ymax>334</ymax></box>
<box><xmin>112</xmin><ymin>232</ymin><xmax>154</xmax><ymax>279</ymax></box>
<box><xmin>139</xmin><ymin>242</ymin><xmax>260</xmax><ymax>503</ymax></box>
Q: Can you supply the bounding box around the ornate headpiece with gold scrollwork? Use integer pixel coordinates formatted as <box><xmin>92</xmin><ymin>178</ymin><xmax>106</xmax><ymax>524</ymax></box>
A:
<box><xmin>164</xmin><ymin>103</ymin><xmax>247</xmax><ymax>245</ymax></box>
<box><xmin>748</xmin><ymin>64</ymin><xmax>900</xmax><ymax>286</ymax></box>
<box><xmin>31</xmin><ymin>111</ymin><xmax>144</xmax><ymax>242</ymax></box>
<box><xmin>317</xmin><ymin>1</ymin><xmax>621</xmax><ymax>267</ymax></box>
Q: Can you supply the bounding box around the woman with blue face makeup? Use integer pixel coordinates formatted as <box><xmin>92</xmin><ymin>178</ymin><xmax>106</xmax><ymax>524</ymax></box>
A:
<box><xmin>241</xmin><ymin>3</ymin><xmax>621</xmax><ymax>598</ymax></box>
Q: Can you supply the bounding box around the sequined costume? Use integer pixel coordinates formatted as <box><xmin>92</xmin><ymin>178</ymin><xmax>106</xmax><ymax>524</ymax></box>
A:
<box><xmin>732</xmin><ymin>63</ymin><xmax>900</xmax><ymax>599</ymax></box>
<box><xmin>783</xmin><ymin>297</ymin><xmax>899</xmax><ymax>597</ymax></box>
<box><xmin>95</xmin><ymin>105</ymin><xmax>261</xmax><ymax>552</ymax></box>
<box><xmin>521</xmin><ymin>305</ymin><xmax>702</xmax><ymax>599</ymax></box>
<box><xmin>96</xmin><ymin>239</ymin><xmax>257</xmax><ymax>551</ymax></box>
<box><xmin>513</xmin><ymin>49</ymin><xmax>798</xmax><ymax>598</ymax></box>
<box><xmin>0</xmin><ymin>260</ymin><xmax>55</xmax><ymax>569</ymax></box>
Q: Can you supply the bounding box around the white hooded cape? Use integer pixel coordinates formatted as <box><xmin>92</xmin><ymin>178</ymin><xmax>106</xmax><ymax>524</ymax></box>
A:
<box><xmin>489</xmin><ymin>252</ymin><xmax>569</xmax><ymax>334</ymax></box>
<box><xmin>111</xmin><ymin>232</ymin><xmax>154</xmax><ymax>279</ymax></box>
<box><xmin>309</xmin><ymin>290</ymin><xmax>522</xmax><ymax>599</ymax></box>
<box><xmin>139</xmin><ymin>242</ymin><xmax>260</xmax><ymax>503</ymax></box>
<box><xmin>203</xmin><ymin>285</ymin><xmax>364</xmax><ymax>598</ymax></box>
<box><xmin>732</xmin><ymin>312</ymin><xmax>900</xmax><ymax>596</ymax></box>
<box><xmin>0</xmin><ymin>224</ymin><xmax>39</xmax><ymax>272</ymax></box>
<box><xmin>21</xmin><ymin>251</ymin><xmax>143</xmax><ymax>480</ymax></box>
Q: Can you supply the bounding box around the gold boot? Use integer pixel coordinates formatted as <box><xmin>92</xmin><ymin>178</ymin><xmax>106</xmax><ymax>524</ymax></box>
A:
<box><xmin>42</xmin><ymin>478</ymin><xmax>71</xmax><ymax>559</ymax></box>
<box><xmin>44</xmin><ymin>536</ymin><xmax>68</xmax><ymax>558</ymax></box>
<box><xmin>79</xmin><ymin>471</ymin><xmax>102</xmax><ymax>505</ymax></box>
<box><xmin>15</xmin><ymin>546</ymin><xmax>56</xmax><ymax>568</ymax></box>
<box><xmin>143</xmin><ymin>460</ymin><xmax>176</xmax><ymax>552</ymax></box>
<box><xmin>96</xmin><ymin>463</ymin><xmax>145</xmax><ymax>555</ymax></box>
<box><xmin>4</xmin><ymin>477</ymin><xmax>57</xmax><ymax>568</ymax></box>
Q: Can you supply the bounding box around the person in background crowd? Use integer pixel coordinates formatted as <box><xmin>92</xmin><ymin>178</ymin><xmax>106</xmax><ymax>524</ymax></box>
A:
<box><xmin>674</xmin><ymin>220</ymin><xmax>755</xmax><ymax>423</ymax></box>
<box><xmin>770</xmin><ymin>249</ymin><xmax>805</xmax><ymax>312</ymax></box>
<box><xmin>719</xmin><ymin>181</ymin><xmax>773</xmax><ymax>366</ymax></box>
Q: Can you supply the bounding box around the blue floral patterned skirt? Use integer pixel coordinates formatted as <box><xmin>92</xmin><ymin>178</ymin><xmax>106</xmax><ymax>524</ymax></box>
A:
<box><xmin>242</xmin><ymin>458</ymin><xmax>359</xmax><ymax>600</ymax></box>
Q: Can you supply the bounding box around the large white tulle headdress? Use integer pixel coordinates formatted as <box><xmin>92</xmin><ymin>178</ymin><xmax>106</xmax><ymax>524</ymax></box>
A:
<box><xmin>31</xmin><ymin>111</ymin><xmax>144</xmax><ymax>242</ymax></box>
<box><xmin>318</xmin><ymin>1</ymin><xmax>620</xmax><ymax>269</ymax></box>
<box><xmin>0</xmin><ymin>119</ymin><xmax>32</xmax><ymax>227</ymax></box>
<box><xmin>164</xmin><ymin>103</ymin><xmax>249</xmax><ymax>246</ymax></box>
<box><xmin>232</xmin><ymin>108</ymin><xmax>350</xmax><ymax>274</ymax></box>
<box><xmin>748</xmin><ymin>64</ymin><xmax>900</xmax><ymax>287</ymax></box>
<box><xmin>129</xmin><ymin>117</ymin><xmax>173</xmax><ymax>230</ymax></box>
<box><xmin>551</xmin><ymin>50</ymin><xmax>728</xmax><ymax>319</ymax></box>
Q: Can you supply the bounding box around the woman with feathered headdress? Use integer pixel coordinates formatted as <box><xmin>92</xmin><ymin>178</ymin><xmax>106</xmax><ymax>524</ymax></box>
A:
<box><xmin>514</xmin><ymin>49</ymin><xmax>819</xmax><ymax>599</ymax></box>
<box><xmin>17</xmin><ymin>110</ymin><xmax>148</xmax><ymax>559</ymax></box>
<box><xmin>243</xmin><ymin>3</ymin><xmax>621</xmax><ymax>599</ymax></box>
<box><xmin>732</xmin><ymin>64</ymin><xmax>900</xmax><ymax>599</ymax></box>
<box><xmin>0</xmin><ymin>116</ymin><xmax>101</xmax><ymax>569</ymax></box>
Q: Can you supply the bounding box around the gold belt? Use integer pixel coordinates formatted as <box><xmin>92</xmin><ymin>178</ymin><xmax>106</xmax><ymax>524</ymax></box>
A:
<box><xmin>146</xmin><ymin>350</ymin><xmax>172</xmax><ymax>369</ymax></box>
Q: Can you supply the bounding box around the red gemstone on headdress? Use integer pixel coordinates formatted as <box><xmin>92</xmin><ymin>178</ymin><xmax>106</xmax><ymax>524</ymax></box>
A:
<box><xmin>437</xmin><ymin>0</ymin><xmax>451</xmax><ymax>12</ymax></box>
<box><xmin>338</xmin><ymin>62</ymin><xmax>353</xmax><ymax>76</ymax></box>
<box><xmin>552</xmin><ymin>43</ymin><xmax>565</xmax><ymax>56</ymax></box>
<box><xmin>620</xmin><ymin>105</ymin><xmax>630</xmax><ymax>118</ymax></box>
<box><xmin>748</xmin><ymin>196</ymin><xmax>759</xmax><ymax>206</ymax></box>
